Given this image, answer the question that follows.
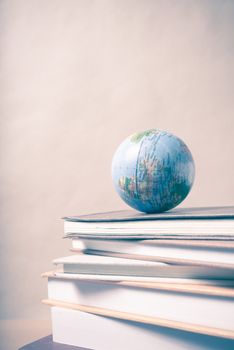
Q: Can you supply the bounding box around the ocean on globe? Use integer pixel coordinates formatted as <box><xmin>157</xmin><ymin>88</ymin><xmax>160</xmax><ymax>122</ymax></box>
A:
<box><xmin>112</xmin><ymin>129</ymin><xmax>195</xmax><ymax>213</ymax></box>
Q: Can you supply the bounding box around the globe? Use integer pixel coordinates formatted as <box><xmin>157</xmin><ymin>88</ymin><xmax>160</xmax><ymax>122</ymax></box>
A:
<box><xmin>112</xmin><ymin>129</ymin><xmax>195</xmax><ymax>213</ymax></box>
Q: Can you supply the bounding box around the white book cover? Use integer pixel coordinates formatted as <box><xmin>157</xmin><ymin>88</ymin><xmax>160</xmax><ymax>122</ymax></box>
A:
<box><xmin>51</xmin><ymin>307</ymin><xmax>234</xmax><ymax>350</ymax></box>
<box><xmin>52</xmin><ymin>254</ymin><xmax>234</xmax><ymax>278</ymax></box>
<box><xmin>42</xmin><ymin>270</ymin><xmax>234</xmax><ymax>286</ymax></box>
<box><xmin>46</xmin><ymin>275</ymin><xmax>234</xmax><ymax>331</ymax></box>
<box><xmin>71</xmin><ymin>238</ymin><xmax>234</xmax><ymax>268</ymax></box>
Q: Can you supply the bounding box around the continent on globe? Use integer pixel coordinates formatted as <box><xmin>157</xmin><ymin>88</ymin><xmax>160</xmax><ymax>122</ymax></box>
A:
<box><xmin>112</xmin><ymin>129</ymin><xmax>195</xmax><ymax>213</ymax></box>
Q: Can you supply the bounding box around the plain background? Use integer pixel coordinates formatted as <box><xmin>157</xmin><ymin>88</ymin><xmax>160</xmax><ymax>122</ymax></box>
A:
<box><xmin>1</xmin><ymin>0</ymin><xmax>234</xmax><ymax>326</ymax></box>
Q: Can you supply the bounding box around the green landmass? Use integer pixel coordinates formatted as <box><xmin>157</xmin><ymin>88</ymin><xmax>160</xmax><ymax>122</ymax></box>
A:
<box><xmin>130</xmin><ymin>129</ymin><xmax>159</xmax><ymax>143</ymax></box>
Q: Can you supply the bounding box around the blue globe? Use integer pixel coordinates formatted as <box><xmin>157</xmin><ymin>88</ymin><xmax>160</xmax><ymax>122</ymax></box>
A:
<box><xmin>112</xmin><ymin>129</ymin><xmax>195</xmax><ymax>213</ymax></box>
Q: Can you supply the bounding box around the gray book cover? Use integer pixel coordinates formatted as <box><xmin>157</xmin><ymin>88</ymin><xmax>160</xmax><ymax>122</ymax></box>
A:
<box><xmin>64</xmin><ymin>206</ymin><xmax>234</xmax><ymax>223</ymax></box>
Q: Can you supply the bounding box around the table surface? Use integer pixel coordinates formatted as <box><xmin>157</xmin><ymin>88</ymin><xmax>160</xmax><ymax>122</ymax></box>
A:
<box><xmin>19</xmin><ymin>335</ymin><xmax>89</xmax><ymax>350</ymax></box>
<box><xmin>0</xmin><ymin>319</ymin><xmax>51</xmax><ymax>350</ymax></box>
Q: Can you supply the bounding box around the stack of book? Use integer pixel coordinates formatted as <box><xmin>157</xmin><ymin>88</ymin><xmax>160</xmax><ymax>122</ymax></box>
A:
<box><xmin>42</xmin><ymin>206</ymin><xmax>234</xmax><ymax>350</ymax></box>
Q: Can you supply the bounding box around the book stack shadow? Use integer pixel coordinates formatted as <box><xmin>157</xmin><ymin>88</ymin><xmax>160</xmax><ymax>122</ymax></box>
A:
<box><xmin>42</xmin><ymin>207</ymin><xmax>234</xmax><ymax>350</ymax></box>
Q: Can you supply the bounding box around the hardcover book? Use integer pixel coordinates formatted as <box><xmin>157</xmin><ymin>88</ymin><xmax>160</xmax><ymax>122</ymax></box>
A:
<box><xmin>51</xmin><ymin>307</ymin><xmax>234</xmax><ymax>350</ymax></box>
<box><xmin>64</xmin><ymin>206</ymin><xmax>234</xmax><ymax>222</ymax></box>
<box><xmin>52</xmin><ymin>254</ymin><xmax>234</xmax><ymax>278</ymax></box>
<box><xmin>45</xmin><ymin>274</ymin><xmax>234</xmax><ymax>332</ymax></box>
<box><xmin>63</xmin><ymin>206</ymin><xmax>234</xmax><ymax>239</ymax></box>
<box><xmin>71</xmin><ymin>238</ymin><xmax>234</xmax><ymax>268</ymax></box>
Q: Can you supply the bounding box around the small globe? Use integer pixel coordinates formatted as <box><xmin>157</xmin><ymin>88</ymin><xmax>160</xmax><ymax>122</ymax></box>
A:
<box><xmin>112</xmin><ymin>129</ymin><xmax>195</xmax><ymax>213</ymax></box>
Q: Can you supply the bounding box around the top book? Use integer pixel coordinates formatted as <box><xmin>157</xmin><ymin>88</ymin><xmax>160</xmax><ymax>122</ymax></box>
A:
<box><xmin>63</xmin><ymin>206</ymin><xmax>234</xmax><ymax>240</ymax></box>
<box><xmin>64</xmin><ymin>206</ymin><xmax>234</xmax><ymax>222</ymax></box>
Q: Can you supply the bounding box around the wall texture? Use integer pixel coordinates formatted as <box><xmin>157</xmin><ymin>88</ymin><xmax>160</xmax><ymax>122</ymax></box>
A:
<box><xmin>1</xmin><ymin>0</ymin><xmax>234</xmax><ymax>320</ymax></box>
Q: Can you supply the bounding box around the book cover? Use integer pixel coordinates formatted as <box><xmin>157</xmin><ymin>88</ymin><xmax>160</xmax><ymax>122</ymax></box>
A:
<box><xmin>51</xmin><ymin>307</ymin><xmax>234</xmax><ymax>350</ymax></box>
<box><xmin>64</xmin><ymin>206</ymin><xmax>234</xmax><ymax>223</ymax></box>
<box><xmin>44</xmin><ymin>276</ymin><xmax>234</xmax><ymax>332</ymax></box>
<box><xmin>71</xmin><ymin>237</ymin><xmax>234</xmax><ymax>268</ymax></box>
<box><xmin>63</xmin><ymin>207</ymin><xmax>234</xmax><ymax>239</ymax></box>
<box><xmin>52</xmin><ymin>254</ymin><xmax>234</xmax><ymax>278</ymax></box>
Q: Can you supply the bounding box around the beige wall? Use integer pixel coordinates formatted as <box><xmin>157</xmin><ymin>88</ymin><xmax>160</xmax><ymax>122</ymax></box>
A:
<box><xmin>1</xmin><ymin>0</ymin><xmax>234</xmax><ymax>320</ymax></box>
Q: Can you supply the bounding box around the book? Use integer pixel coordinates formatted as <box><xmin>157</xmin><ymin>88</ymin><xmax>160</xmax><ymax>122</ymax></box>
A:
<box><xmin>71</xmin><ymin>238</ymin><xmax>234</xmax><ymax>268</ymax></box>
<box><xmin>18</xmin><ymin>335</ymin><xmax>88</xmax><ymax>350</ymax></box>
<box><xmin>53</xmin><ymin>254</ymin><xmax>172</xmax><ymax>276</ymax></box>
<box><xmin>50</xmin><ymin>306</ymin><xmax>234</xmax><ymax>349</ymax></box>
<box><xmin>43</xmin><ymin>206</ymin><xmax>234</xmax><ymax>349</ymax></box>
<box><xmin>64</xmin><ymin>206</ymin><xmax>234</xmax><ymax>222</ymax></box>
<box><xmin>44</xmin><ymin>275</ymin><xmax>234</xmax><ymax>331</ymax></box>
<box><xmin>63</xmin><ymin>206</ymin><xmax>234</xmax><ymax>239</ymax></box>
<box><xmin>42</xmin><ymin>270</ymin><xmax>234</xmax><ymax>286</ymax></box>
<box><xmin>52</xmin><ymin>254</ymin><xmax>234</xmax><ymax>278</ymax></box>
